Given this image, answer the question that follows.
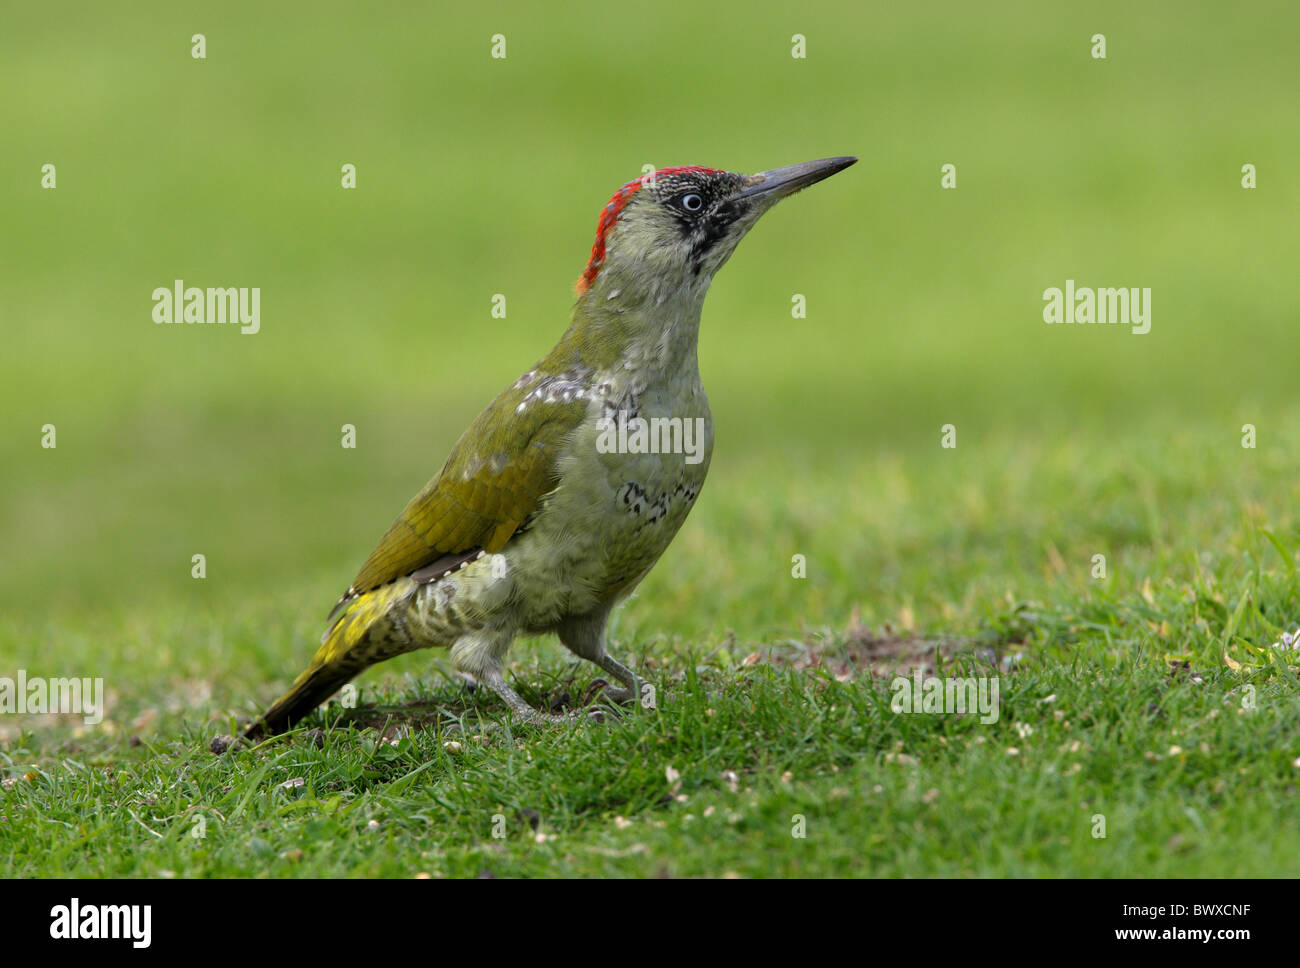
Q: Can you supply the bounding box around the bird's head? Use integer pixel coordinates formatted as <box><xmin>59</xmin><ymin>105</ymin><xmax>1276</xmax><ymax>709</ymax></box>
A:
<box><xmin>576</xmin><ymin>157</ymin><xmax>858</xmax><ymax>306</ymax></box>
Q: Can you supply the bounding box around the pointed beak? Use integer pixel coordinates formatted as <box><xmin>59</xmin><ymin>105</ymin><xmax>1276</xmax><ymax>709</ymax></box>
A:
<box><xmin>733</xmin><ymin>156</ymin><xmax>858</xmax><ymax>202</ymax></box>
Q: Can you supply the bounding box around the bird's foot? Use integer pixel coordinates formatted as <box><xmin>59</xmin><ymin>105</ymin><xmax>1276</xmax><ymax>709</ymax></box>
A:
<box><xmin>487</xmin><ymin>705</ymin><xmax>609</xmax><ymax>728</ymax></box>
<box><xmin>583</xmin><ymin>678</ymin><xmax>635</xmax><ymax>706</ymax></box>
<box><xmin>481</xmin><ymin>671</ymin><xmax>613</xmax><ymax>727</ymax></box>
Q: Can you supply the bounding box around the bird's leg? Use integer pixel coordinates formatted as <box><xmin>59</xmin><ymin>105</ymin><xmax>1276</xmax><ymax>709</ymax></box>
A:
<box><xmin>587</xmin><ymin>653</ymin><xmax>640</xmax><ymax>705</ymax></box>
<box><xmin>556</xmin><ymin>609</ymin><xmax>642</xmax><ymax>708</ymax></box>
<box><xmin>452</xmin><ymin>630</ymin><xmax>603</xmax><ymax>725</ymax></box>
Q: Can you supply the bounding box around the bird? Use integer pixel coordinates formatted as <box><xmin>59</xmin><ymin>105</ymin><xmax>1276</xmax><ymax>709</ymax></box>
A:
<box><xmin>245</xmin><ymin>155</ymin><xmax>857</xmax><ymax>738</ymax></box>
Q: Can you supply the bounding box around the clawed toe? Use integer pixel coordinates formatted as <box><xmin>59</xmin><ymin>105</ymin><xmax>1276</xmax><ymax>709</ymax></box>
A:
<box><xmin>517</xmin><ymin>706</ymin><xmax>610</xmax><ymax>726</ymax></box>
<box><xmin>583</xmin><ymin>678</ymin><xmax>634</xmax><ymax>705</ymax></box>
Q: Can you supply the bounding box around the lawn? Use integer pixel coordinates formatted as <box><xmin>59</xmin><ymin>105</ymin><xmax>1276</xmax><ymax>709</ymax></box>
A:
<box><xmin>2</xmin><ymin>0</ymin><xmax>1299</xmax><ymax>876</ymax></box>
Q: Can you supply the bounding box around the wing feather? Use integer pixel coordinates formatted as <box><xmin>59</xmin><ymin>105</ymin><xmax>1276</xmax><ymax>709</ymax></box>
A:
<box><xmin>328</xmin><ymin>370</ymin><xmax>589</xmax><ymax>621</ymax></box>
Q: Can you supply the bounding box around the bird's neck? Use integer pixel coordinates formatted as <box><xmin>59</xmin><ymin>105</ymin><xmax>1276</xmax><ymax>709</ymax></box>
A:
<box><xmin>550</xmin><ymin>280</ymin><xmax>708</xmax><ymax>385</ymax></box>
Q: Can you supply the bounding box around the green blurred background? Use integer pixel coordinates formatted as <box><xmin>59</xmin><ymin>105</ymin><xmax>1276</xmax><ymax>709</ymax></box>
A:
<box><xmin>1</xmin><ymin>1</ymin><xmax>1296</xmax><ymax>665</ymax></box>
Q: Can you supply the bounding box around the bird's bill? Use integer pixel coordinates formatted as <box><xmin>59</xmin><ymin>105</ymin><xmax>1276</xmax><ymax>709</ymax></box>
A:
<box><xmin>734</xmin><ymin>156</ymin><xmax>858</xmax><ymax>201</ymax></box>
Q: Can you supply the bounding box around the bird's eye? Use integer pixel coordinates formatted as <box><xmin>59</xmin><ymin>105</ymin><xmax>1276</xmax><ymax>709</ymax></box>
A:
<box><xmin>679</xmin><ymin>193</ymin><xmax>704</xmax><ymax>213</ymax></box>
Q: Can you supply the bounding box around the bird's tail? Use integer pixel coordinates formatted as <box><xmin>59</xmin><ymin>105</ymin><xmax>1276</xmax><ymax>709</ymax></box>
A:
<box><xmin>245</xmin><ymin>582</ymin><xmax>411</xmax><ymax>740</ymax></box>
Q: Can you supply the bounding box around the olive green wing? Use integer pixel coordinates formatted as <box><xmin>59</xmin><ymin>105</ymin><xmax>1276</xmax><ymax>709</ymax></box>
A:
<box><xmin>328</xmin><ymin>374</ymin><xmax>590</xmax><ymax>621</ymax></box>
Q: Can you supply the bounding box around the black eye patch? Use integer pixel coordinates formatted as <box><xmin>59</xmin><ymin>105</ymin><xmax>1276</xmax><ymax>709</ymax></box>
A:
<box><xmin>651</xmin><ymin>171</ymin><xmax>751</xmax><ymax>269</ymax></box>
<box><xmin>688</xmin><ymin>213</ymin><xmax>734</xmax><ymax>275</ymax></box>
<box><xmin>662</xmin><ymin>185</ymin><xmax>716</xmax><ymax>236</ymax></box>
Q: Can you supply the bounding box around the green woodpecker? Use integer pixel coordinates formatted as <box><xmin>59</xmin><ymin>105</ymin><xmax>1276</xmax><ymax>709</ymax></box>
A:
<box><xmin>246</xmin><ymin>156</ymin><xmax>857</xmax><ymax>737</ymax></box>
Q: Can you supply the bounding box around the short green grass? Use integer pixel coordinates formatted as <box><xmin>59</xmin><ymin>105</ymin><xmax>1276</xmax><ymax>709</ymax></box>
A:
<box><xmin>5</xmin><ymin>421</ymin><xmax>1300</xmax><ymax>876</ymax></box>
<box><xmin>3</xmin><ymin>0</ymin><xmax>1300</xmax><ymax>876</ymax></box>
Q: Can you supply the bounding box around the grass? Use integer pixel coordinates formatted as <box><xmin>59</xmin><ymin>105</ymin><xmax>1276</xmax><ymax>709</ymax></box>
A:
<box><xmin>3</xmin><ymin>0</ymin><xmax>1300</xmax><ymax>876</ymax></box>
<box><xmin>5</xmin><ymin>418</ymin><xmax>1300</xmax><ymax>876</ymax></box>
